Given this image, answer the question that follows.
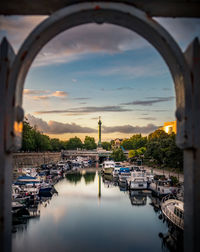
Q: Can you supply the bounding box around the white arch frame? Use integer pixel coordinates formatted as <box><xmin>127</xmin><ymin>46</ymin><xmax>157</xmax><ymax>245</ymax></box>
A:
<box><xmin>8</xmin><ymin>2</ymin><xmax>192</xmax><ymax>150</ymax></box>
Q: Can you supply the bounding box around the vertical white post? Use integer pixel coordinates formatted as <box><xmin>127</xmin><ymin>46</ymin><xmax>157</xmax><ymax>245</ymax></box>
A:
<box><xmin>184</xmin><ymin>38</ymin><xmax>200</xmax><ymax>252</ymax></box>
<box><xmin>0</xmin><ymin>38</ymin><xmax>15</xmax><ymax>252</ymax></box>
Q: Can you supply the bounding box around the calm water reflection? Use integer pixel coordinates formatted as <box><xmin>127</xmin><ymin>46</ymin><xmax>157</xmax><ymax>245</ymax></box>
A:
<box><xmin>12</xmin><ymin>170</ymin><xmax>174</xmax><ymax>252</ymax></box>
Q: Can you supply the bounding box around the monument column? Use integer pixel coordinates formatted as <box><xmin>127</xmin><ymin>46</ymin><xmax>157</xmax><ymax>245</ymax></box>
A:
<box><xmin>98</xmin><ymin>117</ymin><xmax>102</xmax><ymax>147</ymax></box>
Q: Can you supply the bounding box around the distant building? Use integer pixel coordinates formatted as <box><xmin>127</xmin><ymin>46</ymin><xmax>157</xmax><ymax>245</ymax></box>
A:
<box><xmin>160</xmin><ymin>121</ymin><xmax>177</xmax><ymax>134</ymax></box>
<box><xmin>113</xmin><ymin>138</ymin><xmax>123</xmax><ymax>147</ymax></box>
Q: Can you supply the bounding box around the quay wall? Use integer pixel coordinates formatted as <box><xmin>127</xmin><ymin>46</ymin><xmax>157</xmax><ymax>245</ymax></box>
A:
<box><xmin>13</xmin><ymin>152</ymin><xmax>61</xmax><ymax>169</ymax></box>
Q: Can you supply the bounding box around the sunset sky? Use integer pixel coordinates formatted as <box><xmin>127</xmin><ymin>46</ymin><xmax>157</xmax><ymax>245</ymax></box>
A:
<box><xmin>0</xmin><ymin>16</ymin><xmax>200</xmax><ymax>141</ymax></box>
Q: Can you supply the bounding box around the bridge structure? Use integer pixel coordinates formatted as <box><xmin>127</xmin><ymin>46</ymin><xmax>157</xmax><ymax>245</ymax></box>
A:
<box><xmin>62</xmin><ymin>149</ymin><xmax>111</xmax><ymax>162</ymax></box>
<box><xmin>62</xmin><ymin>149</ymin><xmax>129</xmax><ymax>162</ymax></box>
<box><xmin>0</xmin><ymin>1</ymin><xmax>200</xmax><ymax>252</ymax></box>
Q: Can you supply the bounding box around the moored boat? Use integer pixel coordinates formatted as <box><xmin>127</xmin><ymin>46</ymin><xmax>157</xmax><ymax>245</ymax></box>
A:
<box><xmin>127</xmin><ymin>170</ymin><xmax>148</xmax><ymax>190</ymax></box>
<box><xmin>118</xmin><ymin>167</ymin><xmax>131</xmax><ymax>184</ymax></box>
<box><xmin>102</xmin><ymin>161</ymin><xmax>115</xmax><ymax>175</ymax></box>
<box><xmin>161</xmin><ymin>196</ymin><xmax>184</xmax><ymax>230</ymax></box>
<box><xmin>149</xmin><ymin>180</ymin><xmax>178</xmax><ymax>197</ymax></box>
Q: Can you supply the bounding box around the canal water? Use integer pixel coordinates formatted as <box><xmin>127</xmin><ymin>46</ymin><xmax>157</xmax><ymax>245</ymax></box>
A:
<box><xmin>12</xmin><ymin>170</ymin><xmax>179</xmax><ymax>252</ymax></box>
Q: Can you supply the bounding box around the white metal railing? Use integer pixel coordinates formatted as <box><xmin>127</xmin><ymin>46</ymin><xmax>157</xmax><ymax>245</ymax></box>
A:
<box><xmin>161</xmin><ymin>198</ymin><xmax>184</xmax><ymax>230</ymax></box>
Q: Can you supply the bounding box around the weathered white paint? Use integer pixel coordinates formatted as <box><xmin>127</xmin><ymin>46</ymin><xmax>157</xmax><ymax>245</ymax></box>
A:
<box><xmin>0</xmin><ymin>2</ymin><xmax>199</xmax><ymax>252</ymax></box>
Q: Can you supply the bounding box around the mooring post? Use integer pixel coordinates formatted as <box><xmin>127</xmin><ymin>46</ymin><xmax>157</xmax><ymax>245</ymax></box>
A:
<box><xmin>184</xmin><ymin>38</ymin><xmax>200</xmax><ymax>252</ymax></box>
<box><xmin>0</xmin><ymin>38</ymin><xmax>15</xmax><ymax>252</ymax></box>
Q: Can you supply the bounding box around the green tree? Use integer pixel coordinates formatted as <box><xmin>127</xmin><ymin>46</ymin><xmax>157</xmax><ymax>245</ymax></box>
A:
<box><xmin>84</xmin><ymin>136</ymin><xmax>97</xmax><ymax>150</ymax></box>
<box><xmin>129</xmin><ymin>134</ymin><xmax>147</xmax><ymax>149</ymax></box>
<box><xmin>128</xmin><ymin>149</ymin><xmax>138</xmax><ymax>159</ymax></box>
<box><xmin>101</xmin><ymin>141</ymin><xmax>111</xmax><ymax>151</ymax></box>
<box><xmin>65</xmin><ymin>137</ymin><xmax>83</xmax><ymax>150</ymax></box>
<box><xmin>148</xmin><ymin>129</ymin><xmax>168</xmax><ymax>141</ymax></box>
<box><xmin>21</xmin><ymin>120</ymin><xmax>36</xmax><ymax>151</ymax></box>
<box><xmin>145</xmin><ymin>130</ymin><xmax>183</xmax><ymax>170</ymax></box>
<box><xmin>111</xmin><ymin>148</ymin><xmax>126</xmax><ymax>162</ymax></box>
<box><xmin>121</xmin><ymin>139</ymin><xmax>133</xmax><ymax>150</ymax></box>
<box><xmin>122</xmin><ymin>134</ymin><xmax>147</xmax><ymax>150</ymax></box>
<box><xmin>50</xmin><ymin>138</ymin><xmax>61</xmax><ymax>151</ymax></box>
<box><xmin>137</xmin><ymin>146</ymin><xmax>146</xmax><ymax>156</ymax></box>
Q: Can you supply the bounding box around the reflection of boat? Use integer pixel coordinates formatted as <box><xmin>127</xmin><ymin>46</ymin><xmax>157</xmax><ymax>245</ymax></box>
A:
<box><xmin>103</xmin><ymin>174</ymin><xmax>115</xmax><ymax>188</ymax></box>
<box><xmin>112</xmin><ymin>166</ymin><xmax>121</xmax><ymax>178</ymax></box>
<box><xmin>159</xmin><ymin>225</ymin><xmax>183</xmax><ymax>252</ymax></box>
<box><xmin>161</xmin><ymin>196</ymin><xmax>184</xmax><ymax>230</ymax></box>
<box><xmin>129</xmin><ymin>190</ymin><xmax>147</xmax><ymax>206</ymax></box>
<box><xmin>103</xmin><ymin>174</ymin><xmax>113</xmax><ymax>182</ymax></box>
<box><xmin>127</xmin><ymin>170</ymin><xmax>147</xmax><ymax>190</ymax></box>
<box><xmin>149</xmin><ymin>195</ymin><xmax>161</xmax><ymax>212</ymax></box>
<box><xmin>119</xmin><ymin>184</ymin><xmax>128</xmax><ymax>191</ymax></box>
<box><xmin>102</xmin><ymin>161</ymin><xmax>115</xmax><ymax>175</ymax></box>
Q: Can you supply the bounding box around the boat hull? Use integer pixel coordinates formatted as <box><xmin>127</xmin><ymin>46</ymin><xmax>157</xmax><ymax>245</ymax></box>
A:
<box><xmin>103</xmin><ymin>168</ymin><xmax>114</xmax><ymax>175</ymax></box>
<box><xmin>129</xmin><ymin>181</ymin><xmax>148</xmax><ymax>190</ymax></box>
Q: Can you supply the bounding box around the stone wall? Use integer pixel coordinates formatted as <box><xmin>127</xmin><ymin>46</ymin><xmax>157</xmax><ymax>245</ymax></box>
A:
<box><xmin>13</xmin><ymin>152</ymin><xmax>61</xmax><ymax>169</ymax></box>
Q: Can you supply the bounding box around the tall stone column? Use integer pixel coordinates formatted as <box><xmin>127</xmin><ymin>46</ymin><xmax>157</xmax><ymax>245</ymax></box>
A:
<box><xmin>98</xmin><ymin>117</ymin><xmax>102</xmax><ymax>147</ymax></box>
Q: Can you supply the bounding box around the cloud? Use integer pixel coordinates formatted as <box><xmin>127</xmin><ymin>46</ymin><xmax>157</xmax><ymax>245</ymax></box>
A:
<box><xmin>121</xmin><ymin>96</ymin><xmax>174</xmax><ymax>106</ymax></box>
<box><xmin>115</xmin><ymin>87</ymin><xmax>134</xmax><ymax>91</ymax></box>
<box><xmin>24</xmin><ymin>89</ymin><xmax>68</xmax><ymax>100</ymax></box>
<box><xmin>26</xmin><ymin>114</ymin><xmax>97</xmax><ymax>134</ymax></box>
<box><xmin>0</xmin><ymin>16</ymin><xmax>149</xmax><ymax>67</ymax></box>
<box><xmin>1</xmin><ymin>16</ymin><xmax>199</xmax><ymax>68</ymax></box>
<box><xmin>156</xmin><ymin>18</ymin><xmax>200</xmax><ymax>49</ymax></box>
<box><xmin>72</xmin><ymin>79</ymin><xmax>77</xmax><ymax>83</ymax></box>
<box><xmin>138</xmin><ymin>117</ymin><xmax>157</xmax><ymax>121</ymax></box>
<box><xmin>23</xmin><ymin>89</ymin><xmax>49</xmax><ymax>95</ymax></box>
<box><xmin>79</xmin><ymin>63</ymin><xmax>167</xmax><ymax>79</ymax></box>
<box><xmin>0</xmin><ymin>16</ymin><xmax>47</xmax><ymax>51</ymax></box>
<box><xmin>35</xmin><ymin>105</ymin><xmax>132</xmax><ymax>115</ymax></box>
<box><xmin>72</xmin><ymin>97</ymin><xmax>91</xmax><ymax>100</ymax></box>
<box><xmin>102</xmin><ymin>124</ymin><xmax>158</xmax><ymax>134</ymax></box>
<box><xmin>33</xmin><ymin>95</ymin><xmax>50</xmax><ymax>100</ymax></box>
<box><xmin>26</xmin><ymin>114</ymin><xmax>158</xmax><ymax>135</ymax></box>
<box><xmin>52</xmin><ymin>91</ymin><xmax>68</xmax><ymax>97</ymax></box>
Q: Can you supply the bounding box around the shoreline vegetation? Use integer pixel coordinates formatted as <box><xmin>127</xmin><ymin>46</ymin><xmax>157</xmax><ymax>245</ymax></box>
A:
<box><xmin>21</xmin><ymin>119</ymin><xmax>183</xmax><ymax>173</ymax></box>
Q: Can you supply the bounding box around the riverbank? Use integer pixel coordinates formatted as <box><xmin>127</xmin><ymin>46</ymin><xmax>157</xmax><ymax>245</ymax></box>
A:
<box><xmin>143</xmin><ymin>165</ymin><xmax>184</xmax><ymax>182</ymax></box>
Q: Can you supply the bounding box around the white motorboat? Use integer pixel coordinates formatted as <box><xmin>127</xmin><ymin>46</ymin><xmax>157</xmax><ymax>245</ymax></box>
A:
<box><xmin>118</xmin><ymin>167</ymin><xmax>131</xmax><ymax>183</ymax></box>
<box><xmin>161</xmin><ymin>196</ymin><xmax>184</xmax><ymax>230</ymax></box>
<box><xmin>112</xmin><ymin>167</ymin><xmax>121</xmax><ymax>177</ymax></box>
<box><xmin>102</xmin><ymin>161</ymin><xmax>115</xmax><ymax>175</ymax></box>
<box><xmin>127</xmin><ymin>170</ymin><xmax>148</xmax><ymax>190</ymax></box>
<box><xmin>57</xmin><ymin>161</ymin><xmax>69</xmax><ymax>170</ymax></box>
<box><xmin>149</xmin><ymin>180</ymin><xmax>178</xmax><ymax>197</ymax></box>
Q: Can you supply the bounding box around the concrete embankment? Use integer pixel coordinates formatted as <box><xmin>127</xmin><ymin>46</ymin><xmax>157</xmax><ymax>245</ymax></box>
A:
<box><xmin>143</xmin><ymin>165</ymin><xmax>184</xmax><ymax>182</ymax></box>
<box><xmin>13</xmin><ymin>152</ymin><xmax>61</xmax><ymax>169</ymax></box>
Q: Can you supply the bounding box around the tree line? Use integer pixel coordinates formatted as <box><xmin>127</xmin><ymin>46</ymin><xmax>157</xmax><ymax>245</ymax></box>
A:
<box><xmin>121</xmin><ymin>131</ymin><xmax>183</xmax><ymax>171</ymax></box>
<box><xmin>22</xmin><ymin>120</ymin><xmax>113</xmax><ymax>151</ymax></box>
<box><xmin>21</xmin><ymin>119</ymin><xmax>183</xmax><ymax>170</ymax></box>
<box><xmin>21</xmin><ymin>120</ymin><xmax>98</xmax><ymax>151</ymax></box>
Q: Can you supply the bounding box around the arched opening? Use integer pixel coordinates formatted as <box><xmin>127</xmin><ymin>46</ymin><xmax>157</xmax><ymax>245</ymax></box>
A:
<box><xmin>8</xmin><ymin>2</ymin><xmax>192</xmax><ymax>152</ymax></box>
<box><xmin>2</xmin><ymin>2</ymin><xmax>197</xmax><ymax>252</ymax></box>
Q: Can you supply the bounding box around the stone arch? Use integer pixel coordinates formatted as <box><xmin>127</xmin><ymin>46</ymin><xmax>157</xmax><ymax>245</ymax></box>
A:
<box><xmin>8</xmin><ymin>2</ymin><xmax>192</xmax><ymax>150</ymax></box>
